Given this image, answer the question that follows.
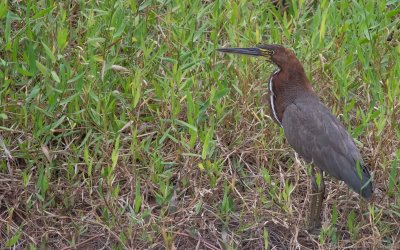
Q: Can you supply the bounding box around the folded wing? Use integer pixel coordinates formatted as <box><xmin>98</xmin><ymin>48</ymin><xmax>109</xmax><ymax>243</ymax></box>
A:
<box><xmin>282</xmin><ymin>96</ymin><xmax>373</xmax><ymax>198</ymax></box>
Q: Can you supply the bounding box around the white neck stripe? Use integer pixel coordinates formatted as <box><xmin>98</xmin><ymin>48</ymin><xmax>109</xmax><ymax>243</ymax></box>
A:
<box><xmin>269</xmin><ymin>68</ymin><xmax>282</xmax><ymax>126</ymax></box>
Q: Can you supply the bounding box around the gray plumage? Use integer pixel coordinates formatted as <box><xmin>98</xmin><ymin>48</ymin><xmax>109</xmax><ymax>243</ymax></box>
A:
<box><xmin>282</xmin><ymin>93</ymin><xmax>373</xmax><ymax>198</ymax></box>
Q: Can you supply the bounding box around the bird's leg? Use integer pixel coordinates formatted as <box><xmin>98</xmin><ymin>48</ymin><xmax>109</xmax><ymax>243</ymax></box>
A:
<box><xmin>307</xmin><ymin>167</ymin><xmax>325</xmax><ymax>231</ymax></box>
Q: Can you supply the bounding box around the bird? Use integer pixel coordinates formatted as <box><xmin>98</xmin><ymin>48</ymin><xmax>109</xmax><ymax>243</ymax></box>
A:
<box><xmin>217</xmin><ymin>44</ymin><xmax>373</xmax><ymax>230</ymax></box>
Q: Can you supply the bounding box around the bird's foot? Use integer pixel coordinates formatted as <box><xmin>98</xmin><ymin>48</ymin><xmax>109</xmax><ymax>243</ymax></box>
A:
<box><xmin>306</xmin><ymin>217</ymin><xmax>322</xmax><ymax>234</ymax></box>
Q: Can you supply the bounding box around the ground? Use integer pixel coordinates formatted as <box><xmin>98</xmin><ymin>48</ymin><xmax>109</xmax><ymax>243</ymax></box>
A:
<box><xmin>0</xmin><ymin>1</ymin><xmax>399</xmax><ymax>249</ymax></box>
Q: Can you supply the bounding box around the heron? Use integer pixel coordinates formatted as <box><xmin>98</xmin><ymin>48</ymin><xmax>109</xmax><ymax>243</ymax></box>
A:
<box><xmin>217</xmin><ymin>45</ymin><xmax>373</xmax><ymax>230</ymax></box>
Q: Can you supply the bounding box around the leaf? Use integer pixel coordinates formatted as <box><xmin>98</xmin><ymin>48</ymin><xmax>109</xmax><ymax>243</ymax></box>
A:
<box><xmin>67</xmin><ymin>72</ymin><xmax>84</xmax><ymax>83</ymax></box>
<box><xmin>5</xmin><ymin>231</ymin><xmax>21</xmax><ymax>247</ymax></box>
<box><xmin>0</xmin><ymin>2</ymin><xmax>8</xmax><ymax>19</ymax></box>
<box><xmin>26</xmin><ymin>85</ymin><xmax>41</xmax><ymax>102</ymax></box>
<box><xmin>129</xmin><ymin>0</ymin><xmax>137</xmax><ymax>12</ymax></box>
<box><xmin>174</xmin><ymin>119</ymin><xmax>197</xmax><ymax>132</ymax></box>
<box><xmin>111</xmin><ymin>135</ymin><xmax>120</xmax><ymax>171</ymax></box>
<box><xmin>202</xmin><ymin>119</ymin><xmax>214</xmax><ymax>160</ymax></box>
<box><xmin>388</xmin><ymin>157</ymin><xmax>399</xmax><ymax>196</ymax></box>
<box><xmin>27</xmin><ymin>42</ymin><xmax>37</xmax><ymax>74</ymax></box>
<box><xmin>57</xmin><ymin>27</ymin><xmax>68</xmax><ymax>51</ymax></box>
<box><xmin>35</xmin><ymin>60</ymin><xmax>49</xmax><ymax>76</ymax></box>
<box><xmin>59</xmin><ymin>92</ymin><xmax>80</xmax><ymax>106</ymax></box>
<box><xmin>32</xmin><ymin>5</ymin><xmax>55</xmax><ymax>19</ymax></box>
<box><xmin>41</xmin><ymin>41</ymin><xmax>56</xmax><ymax>62</ymax></box>
<box><xmin>51</xmin><ymin>115</ymin><xmax>66</xmax><ymax>130</ymax></box>
<box><xmin>363</xmin><ymin>28</ymin><xmax>371</xmax><ymax>41</ymax></box>
<box><xmin>139</xmin><ymin>0</ymin><xmax>152</xmax><ymax>11</ymax></box>
<box><xmin>51</xmin><ymin>71</ymin><xmax>60</xmax><ymax>83</ymax></box>
<box><xmin>214</xmin><ymin>87</ymin><xmax>229</xmax><ymax>100</ymax></box>
<box><xmin>319</xmin><ymin>8</ymin><xmax>328</xmax><ymax>41</ymax></box>
<box><xmin>87</xmin><ymin>37</ymin><xmax>105</xmax><ymax>45</ymax></box>
<box><xmin>134</xmin><ymin>179</ymin><xmax>142</xmax><ymax>213</ymax></box>
<box><xmin>263</xmin><ymin>227</ymin><xmax>269</xmax><ymax>250</ymax></box>
<box><xmin>132</xmin><ymin>72</ymin><xmax>141</xmax><ymax>108</ymax></box>
<box><xmin>5</xmin><ymin>12</ymin><xmax>11</xmax><ymax>46</ymax></box>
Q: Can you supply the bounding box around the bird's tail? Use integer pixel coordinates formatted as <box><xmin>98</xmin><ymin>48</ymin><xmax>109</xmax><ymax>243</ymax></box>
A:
<box><xmin>355</xmin><ymin>163</ymin><xmax>373</xmax><ymax>199</ymax></box>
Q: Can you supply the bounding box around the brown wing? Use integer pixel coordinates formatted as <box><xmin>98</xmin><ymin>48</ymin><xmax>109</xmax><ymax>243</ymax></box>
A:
<box><xmin>282</xmin><ymin>96</ymin><xmax>373</xmax><ymax>198</ymax></box>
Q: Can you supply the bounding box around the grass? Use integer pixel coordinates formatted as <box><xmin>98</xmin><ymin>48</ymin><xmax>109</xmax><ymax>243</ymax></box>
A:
<box><xmin>0</xmin><ymin>0</ymin><xmax>399</xmax><ymax>249</ymax></box>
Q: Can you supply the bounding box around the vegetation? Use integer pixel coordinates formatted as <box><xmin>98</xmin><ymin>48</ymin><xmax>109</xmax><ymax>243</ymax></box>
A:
<box><xmin>0</xmin><ymin>0</ymin><xmax>399</xmax><ymax>249</ymax></box>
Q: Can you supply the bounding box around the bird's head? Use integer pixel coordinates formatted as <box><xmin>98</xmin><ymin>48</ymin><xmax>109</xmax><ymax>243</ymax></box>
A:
<box><xmin>217</xmin><ymin>44</ymin><xmax>298</xmax><ymax>69</ymax></box>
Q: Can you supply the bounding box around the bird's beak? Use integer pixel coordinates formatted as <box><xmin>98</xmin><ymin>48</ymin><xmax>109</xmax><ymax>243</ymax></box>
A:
<box><xmin>217</xmin><ymin>47</ymin><xmax>274</xmax><ymax>60</ymax></box>
<box><xmin>216</xmin><ymin>47</ymin><xmax>263</xmax><ymax>56</ymax></box>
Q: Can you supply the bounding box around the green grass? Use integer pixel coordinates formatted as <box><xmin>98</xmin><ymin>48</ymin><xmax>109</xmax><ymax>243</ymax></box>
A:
<box><xmin>1</xmin><ymin>0</ymin><xmax>399</xmax><ymax>249</ymax></box>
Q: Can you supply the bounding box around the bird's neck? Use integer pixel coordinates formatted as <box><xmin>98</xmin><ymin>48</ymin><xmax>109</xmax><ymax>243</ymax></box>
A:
<box><xmin>269</xmin><ymin>63</ymin><xmax>316</xmax><ymax>124</ymax></box>
<box><xmin>275</xmin><ymin>63</ymin><xmax>314</xmax><ymax>93</ymax></box>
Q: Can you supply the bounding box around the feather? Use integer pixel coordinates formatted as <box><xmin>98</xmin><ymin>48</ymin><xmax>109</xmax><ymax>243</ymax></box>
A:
<box><xmin>282</xmin><ymin>95</ymin><xmax>373</xmax><ymax>198</ymax></box>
